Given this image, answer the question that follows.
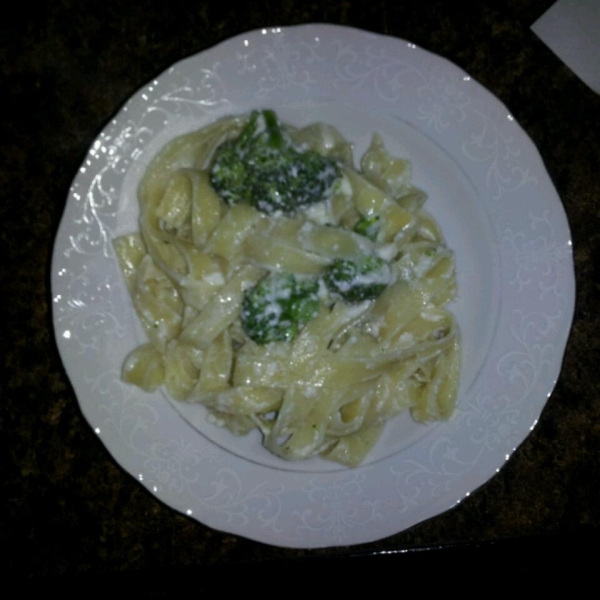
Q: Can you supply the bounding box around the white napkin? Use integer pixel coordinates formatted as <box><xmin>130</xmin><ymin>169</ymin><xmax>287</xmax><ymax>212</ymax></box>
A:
<box><xmin>532</xmin><ymin>0</ymin><xmax>600</xmax><ymax>94</ymax></box>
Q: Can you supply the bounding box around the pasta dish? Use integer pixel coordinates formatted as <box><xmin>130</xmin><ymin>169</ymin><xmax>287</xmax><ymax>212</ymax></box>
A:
<box><xmin>114</xmin><ymin>110</ymin><xmax>460</xmax><ymax>466</ymax></box>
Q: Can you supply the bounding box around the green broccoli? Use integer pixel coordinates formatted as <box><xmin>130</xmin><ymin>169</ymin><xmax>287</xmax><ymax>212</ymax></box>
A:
<box><xmin>210</xmin><ymin>110</ymin><xmax>340</xmax><ymax>215</ymax></box>
<box><xmin>354</xmin><ymin>215</ymin><xmax>380</xmax><ymax>242</ymax></box>
<box><xmin>324</xmin><ymin>254</ymin><xmax>391</xmax><ymax>303</ymax></box>
<box><xmin>240</xmin><ymin>272</ymin><xmax>320</xmax><ymax>344</ymax></box>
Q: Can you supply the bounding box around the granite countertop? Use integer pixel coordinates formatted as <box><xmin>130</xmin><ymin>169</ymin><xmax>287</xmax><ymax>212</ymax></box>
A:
<box><xmin>2</xmin><ymin>0</ymin><xmax>598</xmax><ymax>586</ymax></box>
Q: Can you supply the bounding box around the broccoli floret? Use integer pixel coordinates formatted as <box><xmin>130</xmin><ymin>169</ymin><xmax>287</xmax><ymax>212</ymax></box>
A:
<box><xmin>354</xmin><ymin>215</ymin><xmax>380</xmax><ymax>242</ymax></box>
<box><xmin>324</xmin><ymin>255</ymin><xmax>391</xmax><ymax>303</ymax></box>
<box><xmin>210</xmin><ymin>110</ymin><xmax>340</xmax><ymax>215</ymax></box>
<box><xmin>240</xmin><ymin>272</ymin><xmax>320</xmax><ymax>344</ymax></box>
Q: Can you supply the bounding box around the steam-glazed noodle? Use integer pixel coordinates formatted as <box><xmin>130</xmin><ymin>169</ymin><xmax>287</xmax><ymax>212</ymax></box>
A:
<box><xmin>114</xmin><ymin>112</ymin><xmax>460</xmax><ymax>466</ymax></box>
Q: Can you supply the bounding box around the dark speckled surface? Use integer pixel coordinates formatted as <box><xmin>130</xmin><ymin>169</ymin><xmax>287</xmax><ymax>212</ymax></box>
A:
<box><xmin>2</xmin><ymin>0</ymin><xmax>598</xmax><ymax>586</ymax></box>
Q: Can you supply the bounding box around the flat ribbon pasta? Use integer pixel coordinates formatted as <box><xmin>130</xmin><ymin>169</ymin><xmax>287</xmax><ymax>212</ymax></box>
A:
<box><xmin>114</xmin><ymin>112</ymin><xmax>461</xmax><ymax>467</ymax></box>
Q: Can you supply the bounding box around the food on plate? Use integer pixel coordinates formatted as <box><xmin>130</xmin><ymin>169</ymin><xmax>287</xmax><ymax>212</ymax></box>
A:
<box><xmin>114</xmin><ymin>109</ymin><xmax>460</xmax><ymax>466</ymax></box>
<box><xmin>210</xmin><ymin>109</ymin><xmax>340</xmax><ymax>214</ymax></box>
<box><xmin>240</xmin><ymin>271</ymin><xmax>320</xmax><ymax>344</ymax></box>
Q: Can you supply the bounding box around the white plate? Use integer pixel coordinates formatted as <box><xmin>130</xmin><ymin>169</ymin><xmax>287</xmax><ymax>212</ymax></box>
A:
<box><xmin>52</xmin><ymin>24</ymin><xmax>575</xmax><ymax>547</ymax></box>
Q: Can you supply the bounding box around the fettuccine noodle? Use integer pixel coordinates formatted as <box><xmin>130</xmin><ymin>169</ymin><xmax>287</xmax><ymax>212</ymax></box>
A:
<box><xmin>114</xmin><ymin>112</ymin><xmax>460</xmax><ymax>466</ymax></box>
